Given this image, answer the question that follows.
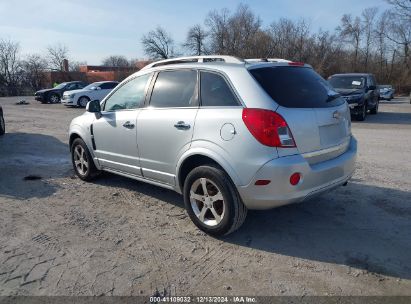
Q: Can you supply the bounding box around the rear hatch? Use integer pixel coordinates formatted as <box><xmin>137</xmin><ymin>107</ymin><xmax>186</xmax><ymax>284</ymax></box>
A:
<box><xmin>249</xmin><ymin>65</ymin><xmax>351</xmax><ymax>164</ymax></box>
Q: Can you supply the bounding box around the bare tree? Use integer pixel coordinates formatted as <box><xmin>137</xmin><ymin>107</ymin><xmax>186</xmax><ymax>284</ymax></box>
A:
<box><xmin>21</xmin><ymin>54</ymin><xmax>48</xmax><ymax>91</ymax></box>
<box><xmin>184</xmin><ymin>24</ymin><xmax>208</xmax><ymax>55</ymax></box>
<box><xmin>386</xmin><ymin>0</ymin><xmax>411</xmax><ymax>20</ymax></box>
<box><xmin>268</xmin><ymin>18</ymin><xmax>311</xmax><ymax>61</ymax></box>
<box><xmin>0</xmin><ymin>39</ymin><xmax>22</xmax><ymax>96</ymax></box>
<box><xmin>362</xmin><ymin>7</ymin><xmax>378</xmax><ymax>69</ymax></box>
<box><xmin>375</xmin><ymin>11</ymin><xmax>391</xmax><ymax>80</ymax></box>
<box><xmin>141</xmin><ymin>27</ymin><xmax>174</xmax><ymax>59</ymax></box>
<box><xmin>337</xmin><ymin>14</ymin><xmax>363</xmax><ymax>70</ymax></box>
<box><xmin>46</xmin><ymin>43</ymin><xmax>69</xmax><ymax>71</ymax></box>
<box><xmin>102</xmin><ymin>55</ymin><xmax>130</xmax><ymax>67</ymax></box>
<box><xmin>69</xmin><ymin>60</ymin><xmax>86</xmax><ymax>72</ymax></box>
<box><xmin>205</xmin><ymin>8</ymin><xmax>230</xmax><ymax>54</ymax></box>
<box><xmin>205</xmin><ymin>4</ymin><xmax>261</xmax><ymax>57</ymax></box>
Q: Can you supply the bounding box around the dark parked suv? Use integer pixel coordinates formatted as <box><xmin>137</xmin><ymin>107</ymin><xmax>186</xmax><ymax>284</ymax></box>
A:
<box><xmin>35</xmin><ymin>81</ymin><xmax>88</xmax><ymax>104</ymax></box>
<box><xmin>328</xmin><ymin>73</ymin><xmax>379</xmax><ymax>121</ymax></box>
<box><xmin>0</xmin><ymin>105</ymin><xmax>4</xmax><ymax>135</ymax></box>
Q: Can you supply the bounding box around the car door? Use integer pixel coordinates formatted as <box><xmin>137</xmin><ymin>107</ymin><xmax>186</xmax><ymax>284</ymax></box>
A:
<box><xmin>62</xmin><ymin>83</ymin><xmax>77</xmax><ymax>95</ymax></box>
<box><xmin>137</xmin><ymin>69</ymin><xmax>199</xmax><ymax>185</ymax></box>
<box><xmin>367</xmin><ymin>75</ymin><xmax>378</xmax><ymax>108</ymax></box>
<box><xmin>92</xmin><ymin>73</ymin><xmax>152</xmax><ymax>176</ymax></box>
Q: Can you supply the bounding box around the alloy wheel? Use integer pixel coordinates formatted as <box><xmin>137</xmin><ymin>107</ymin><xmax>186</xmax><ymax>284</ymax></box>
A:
<box><xmin>79</xmin><ymin>97</ymin><xmax>89</xmax><ymax>107</ymax></box>
<box><xmin>50</xmin><ymin>95</ymin><xmax>59</xmax><ymax>103</ymax></box>
<box><xmin>73</xmin><ymin>145</ymin><xmax>89</xmax><ymax>176</ymax></box>
<box><xmin>190</xmin><ymin>178</ymin><xmax>225</xmax><ymax>227</ymax></box>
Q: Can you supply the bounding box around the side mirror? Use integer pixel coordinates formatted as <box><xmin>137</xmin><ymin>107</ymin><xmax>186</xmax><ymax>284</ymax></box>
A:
<box><xmin>96</xmin><ymin>87</ymin><xmax>102</xmax><ymax>90</ymax></box>
<box><xmin>86</xmin><ymin>100</ymin><xmax>101</xmax><ymax>113</ymax></box>
<box><xmin>368</xmin><ymin>85</ymin><xmax>376</xmax><ymax>90</ymax></box>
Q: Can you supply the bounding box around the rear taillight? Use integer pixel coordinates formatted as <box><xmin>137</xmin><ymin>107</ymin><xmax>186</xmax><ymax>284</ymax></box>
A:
<box><xmin>242</xmin><ymin>108</ymin><xmax>296</xmax><ymax>148</ymax></box>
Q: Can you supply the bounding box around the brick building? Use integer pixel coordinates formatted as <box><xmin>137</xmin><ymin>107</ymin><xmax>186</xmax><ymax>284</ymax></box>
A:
<box><xmin>42</xmin><ymin>60</ymin><xmax>152</xmax><ymax>87</ymax></box>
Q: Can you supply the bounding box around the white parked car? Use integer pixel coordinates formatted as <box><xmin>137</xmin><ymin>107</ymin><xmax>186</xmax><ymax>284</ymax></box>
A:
<box><xmin>61</xmin><ymin>81</ymin><xmax>119</xmax><ymax>107</ymax></box>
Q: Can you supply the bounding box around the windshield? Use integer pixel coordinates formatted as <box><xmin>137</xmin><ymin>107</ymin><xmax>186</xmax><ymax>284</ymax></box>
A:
<box><xmin>83</xmin><ymin>83</ymin><xmax>99</xmax><ymax>90</ymax></box>
<box><xmin>54</xmin><ymin>83</ymin><xmax>67</xmax><ymax>89</ymax></box>
<box><xmin>328</xmin><ymin>76</ymin><xmax>365</xmax><ymax>89</ymax></box>
<box><xmin>249</xmin><ymin>66</ymin><xmax>343</xmax><ymax>108</ymax></box>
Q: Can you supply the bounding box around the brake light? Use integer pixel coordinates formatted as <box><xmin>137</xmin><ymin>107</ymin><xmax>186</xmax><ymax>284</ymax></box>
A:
<box><xmin>242</xmin><ymin>108</ymin><xmax>296</xmax><ymax>147</ymax></box>
<box><xmin>288</xmin><ymin>62</ymin><xmax>305</xmax><ymax>66</ymax></box>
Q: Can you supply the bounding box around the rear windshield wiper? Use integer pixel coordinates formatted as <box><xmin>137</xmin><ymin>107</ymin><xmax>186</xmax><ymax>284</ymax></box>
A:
<box><xmin>326</xmin><ymin>93</ymin><xmax>341</xmax><ymax>103</ymax></box>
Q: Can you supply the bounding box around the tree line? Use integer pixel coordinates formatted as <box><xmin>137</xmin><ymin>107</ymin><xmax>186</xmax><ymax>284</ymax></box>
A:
<box><xmin>1</xmin><ymin>0</ymin><xmax>410</xmax><ymax>96</ymax></box>
<box><xmin>141</xmin><ymin>0</ymin><xmax>411</xmax><ymax>93</ymax></box>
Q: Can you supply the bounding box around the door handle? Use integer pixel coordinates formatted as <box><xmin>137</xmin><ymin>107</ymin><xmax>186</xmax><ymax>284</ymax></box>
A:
<box><xmin>123</xmin><ymin>121</ymin><xmax>135</xmax><ymax>129</ymax></box>
<box><xmin>174</xmin><ymin>121</ymin><xmax>191</xmax><ymax>130</ymax></box>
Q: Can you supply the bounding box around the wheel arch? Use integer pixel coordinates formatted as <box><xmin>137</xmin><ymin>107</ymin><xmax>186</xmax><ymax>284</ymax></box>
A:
<box><xmin>176</xmin><ymin>148</ymin><xmax>241</xmax><ymax>193</ymax></box>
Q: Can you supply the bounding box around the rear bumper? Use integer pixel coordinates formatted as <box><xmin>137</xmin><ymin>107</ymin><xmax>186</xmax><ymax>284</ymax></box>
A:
<box><xmin>237</xmin><ymin>136</ymin><xmax>357</xmax><ymax>210</ymax></box>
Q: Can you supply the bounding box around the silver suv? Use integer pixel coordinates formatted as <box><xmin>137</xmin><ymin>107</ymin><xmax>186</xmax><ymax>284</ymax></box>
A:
<box><xmin>69</xmin><ymin>56</ymin><xmax>357</xmax><ymax>236</ymax></box>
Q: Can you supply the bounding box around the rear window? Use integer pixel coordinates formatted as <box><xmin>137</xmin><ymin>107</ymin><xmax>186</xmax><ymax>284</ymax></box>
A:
<box><xmin>250</xmin><ymin>67</ymin><xmax>344</xmax><ymax>108</ymax></box>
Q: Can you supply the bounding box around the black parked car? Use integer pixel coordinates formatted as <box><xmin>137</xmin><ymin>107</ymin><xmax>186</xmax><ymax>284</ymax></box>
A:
<box><xmin>34</xmin><ymin>81</ymin><xmax>88</xmax><ymax>104</ymax></box>
<box><xmin>0</xmin><ymin>105</ymin><xmax>5</xmax><ymax>135</ymax></box>
<box><xmin>328</xmin><ymin>73</ymin><xmax>379</xmax><ymax>121</ymax></box>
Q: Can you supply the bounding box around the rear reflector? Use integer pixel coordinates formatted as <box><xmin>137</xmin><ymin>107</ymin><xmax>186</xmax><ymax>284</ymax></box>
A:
<box><xmin>290</xmin><ymin>173</ymin><xmax>301</xmax><ymax>186</ymax></box>
<box><xmin>255</xmin><ymin>180</ymin><xmax>271</xmax><ymax>186</ymax></box>
<box><xmin>242</xmin><ymin>108</ymin><xmax>296</xmax><ymax>147</ymax></box>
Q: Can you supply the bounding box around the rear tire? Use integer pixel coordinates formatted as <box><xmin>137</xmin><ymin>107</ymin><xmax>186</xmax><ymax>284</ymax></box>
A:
<box><xmin>370</xmin><ymin>101</ymin><xmax>379</xmax><ymax>115</ymax></box>
<box><xmin>183</xmin><ymin>165</ymin><xmax>247</xmax><ymax>236</ymax></box>
<box><xmin>0</xmin><ymin>113</ymin><xmax>5</xmax><ymax>135</ymax></box>
<box><xmin>356</xmin><ymin>103</ymin><xmax>367</xmax><ymax>121</ymax></box>
<box><xmin>71</xmin><ymin>138</ymin><xmax>100</xmax><ymax>181</ymax></box>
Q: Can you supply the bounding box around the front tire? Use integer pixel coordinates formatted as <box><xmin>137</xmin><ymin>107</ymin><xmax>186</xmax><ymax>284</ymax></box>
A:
<box><xmin>0</xmin><ymin>113</ymin><xmax>5</xmax><ymax>135</ymax></box>
<box><xmin>71</xmin><ymin>138</ymin><xmax>100</xmax><ymax>181</ymax></box>
<box><xmin>183</xmin><ymin>165</ymin><xmax>247</xmax><ymax>236</ymax></box>
<box><xmin>48</xmin><ymin>93</ymin><xmax>60</xmax><ymax>103</ymax></box>
<box><xmin>78</xmin><ymin>96</ymin><xmax>90</xmax><ymax>108</ymax></box>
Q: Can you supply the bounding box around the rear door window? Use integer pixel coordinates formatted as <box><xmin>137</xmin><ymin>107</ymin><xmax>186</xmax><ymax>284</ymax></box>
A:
<box><xmin>200</xmin><ymin>71</ymin><xmax>239</xmax><ymax>107</ymax></box>
<box><xmin>250</xmin><ymin>67</ymin><xmax>344</xmax><ymax>108</ymax></box>
<box><xmin>149</xmin><ymin>70</ymin><xmax>198</xmax><ymax>108</ymax></box>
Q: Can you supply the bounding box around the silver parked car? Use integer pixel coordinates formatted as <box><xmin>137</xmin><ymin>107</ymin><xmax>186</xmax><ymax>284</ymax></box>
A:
<box><xmin>69</xmin><ymin>56</ymin><xmax>357</xmax><ymax>236</ymax></box>
<box><xmin>378</xmin><ymin>85</ymin><xmax>395</xmax><ymax>100</ymax></box>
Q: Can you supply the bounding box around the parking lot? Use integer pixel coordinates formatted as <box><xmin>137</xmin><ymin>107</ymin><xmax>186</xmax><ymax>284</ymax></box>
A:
<box><xmin>0</xmin><ymin>96</ymin><xmax>410</xmax><ymax>296</ymax></box>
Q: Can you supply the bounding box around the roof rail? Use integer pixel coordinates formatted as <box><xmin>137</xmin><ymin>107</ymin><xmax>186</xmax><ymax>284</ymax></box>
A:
<box><xmin>141</xmin><ymin>55</ymin><xmax>245</xmax><ymax>70</ymax></box>
<box><xmin>244</xmin><ymin>58</ymin><xmax>292</xmax><ymax>63</ymax></box>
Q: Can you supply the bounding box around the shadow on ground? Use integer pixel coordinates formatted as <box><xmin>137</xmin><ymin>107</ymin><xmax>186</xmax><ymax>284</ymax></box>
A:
<box><xmin>356</xmin><ymin>111</ymin><xmax>411</xmax><ymax>125</ymax></box>
<box><xmin>223</xmin><ymin>182</ymin><xmax>411</xmax><ymax>280</ymax></box>
<box><xmin>89</xmin><ymin>171</ymin><xmax>411</xmax><ymax>280</ymax></box>
<box><xmin>0</xmin><ymin>132</ymin><xmax>69</xmax><ymax>199</ymax></box>
<box><xmin>95</xmin><ymin>172</ymin><xmax>184</xmax><ymax>209</ymax></box>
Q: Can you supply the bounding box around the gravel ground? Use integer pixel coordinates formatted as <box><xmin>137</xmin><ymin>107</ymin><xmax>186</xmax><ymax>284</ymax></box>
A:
<box><xmin>0</xmin><ymin>96</ymin><xmax>410</xmax><ymax>296</ymax></box>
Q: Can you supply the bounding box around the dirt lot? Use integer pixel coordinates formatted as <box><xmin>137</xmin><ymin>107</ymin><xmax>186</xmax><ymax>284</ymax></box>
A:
<box><xmin>0</xmin><ymin>96</ymin><xmax>410</xmax><ymax>296</ymax></box>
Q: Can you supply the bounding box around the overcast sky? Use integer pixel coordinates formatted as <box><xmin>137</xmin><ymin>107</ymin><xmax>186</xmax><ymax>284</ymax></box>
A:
<box><xmin>0</xmin><ymin>0</ymin><xmax>391</xmax><ymax>65</ymax></box>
